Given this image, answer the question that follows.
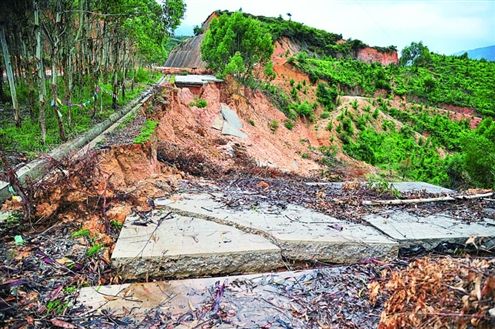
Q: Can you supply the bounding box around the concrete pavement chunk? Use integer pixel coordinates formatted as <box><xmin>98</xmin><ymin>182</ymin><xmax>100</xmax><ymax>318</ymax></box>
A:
<box><xmin>156</xmin><ymin>193</ymin><xmax>399</xmax><ymax>263</ymax></box>
<box><xmin>76</xmin><ymin>270</ymin><xmax>313</xmax><ymax>325</ymax></box>
<box><xmin>220</xmin><ymin>104</ymin><xmax>247</xmax><ymax>138</ymax></box>
<box><xmin>363</xmin><ymin>210</ymin><xmax>495</xmax><ymax>249</ymax></box>
<box><xmin>220</xmin><ymin>104</ymin><xmax>242</xmax><ymax>129</ymax></box>
<box><xmin>112</xmin><ymin>211</ymin><xmax>282</xmax><ymax>278</ymax></box>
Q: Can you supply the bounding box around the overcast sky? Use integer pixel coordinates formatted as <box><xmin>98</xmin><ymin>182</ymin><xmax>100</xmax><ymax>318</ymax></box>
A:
<box><xmin>174</xmin><ymin>0</ymin><xmax>495</xmax><ymax>55</ymax></box>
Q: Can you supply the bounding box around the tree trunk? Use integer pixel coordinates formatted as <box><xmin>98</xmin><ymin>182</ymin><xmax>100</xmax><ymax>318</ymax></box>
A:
<box><xmin>0</xmin><ymin>24</ymin><xmax>21</xmax><ymax>127</ymax></box>
<box><xmin>50</xmin><ymin>7</ymin><xmax>66</xmax><ymax>142</ymax></box>
<box><xmin>34</xmin><ymin>0</ymin><xmax>47</xmax><ymax>144</ymax></box>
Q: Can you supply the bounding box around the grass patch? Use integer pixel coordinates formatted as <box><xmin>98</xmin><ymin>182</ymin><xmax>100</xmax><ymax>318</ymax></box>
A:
<box><xmin>71</xmin><ymin>228</ymin><xmax>90</xmax><ymax>239</ymax></box>
<box><xmin>86</xmin><ymin>243</ymin><xmax>103</xmax><ymax>257</ymax></box>
<box><xmin>133</xmin><ymin>119</ymin><xmax>158</xmax><ymax>144</ymax></box>
<box><xmin>0</xmin><ymin>69</ymin><xmax>161</xmax><ymax>158</ymax></box>
<box><xmin>189</xmin><ymin>98</ymin><xmax>208</xmax><ymax>108</ymax></box>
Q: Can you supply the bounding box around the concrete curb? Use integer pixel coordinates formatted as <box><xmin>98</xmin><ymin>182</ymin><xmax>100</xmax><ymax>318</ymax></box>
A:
<box><xmin>0</xmin><ymin>76</ymin><xmax>166</xmax><ymax>203</ymax></box>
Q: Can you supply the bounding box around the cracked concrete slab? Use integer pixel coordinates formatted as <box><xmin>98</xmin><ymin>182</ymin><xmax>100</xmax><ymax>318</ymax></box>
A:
<box><xmin>156</xmin><ymin>193</ymin><xmax>398</xmax><ymax>263</ymax></box>
<box><xmin>112</xmin><ymin>211</ymin><xmax>282</xmax><ymax>278</ymax></box>
<box><xmin>363</xmin><ymin>210</ymin><xmax>495</xmax><ymax>249</ymax></box>
<box><xmin>76</xmin><ymin>270</ymin><xmax>313</xmax><ymax>324</ymax></box>
<box><xmin>220</xmin><ymin>104</ymin><xmax>247</xmax><ymax>138</ymax></box>
<box><xmin>211</xmin><ymin>112</ymin><xmax>224</xmax><ymax>130</ymax></box>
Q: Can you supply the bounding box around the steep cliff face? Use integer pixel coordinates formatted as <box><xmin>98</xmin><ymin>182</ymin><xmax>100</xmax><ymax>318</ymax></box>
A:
<box><xmin>164</xmin><ymin>35</ymin><xmax>206</xmax><ymax>68</ymax></box>
<box><xmin>357</xmin><ymin>47</ymin><xmax>399</xmax><ymax>65</ymax></box>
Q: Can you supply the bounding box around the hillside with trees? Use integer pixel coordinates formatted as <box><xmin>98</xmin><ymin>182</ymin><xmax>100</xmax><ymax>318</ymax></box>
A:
<box><xmin>0</xmin><ymin>0</ymin><xmax>185</xmax><ymax>156</ymax></box>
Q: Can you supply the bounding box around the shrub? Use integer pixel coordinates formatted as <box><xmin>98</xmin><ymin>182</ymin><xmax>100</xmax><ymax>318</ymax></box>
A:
<box><xmin>316</xmin><ymin>82</ymin><xmax>338</xmax><ymax>111</ymax></box>
<box><xmin>284</xmin><ymin>119</ymin><xmax>295</xmax><ymax>130</ymax></box>
<box><xmin>269</xmin><ymin>119</ymin><xmax>279</xmax><ymax>132</ymax></box>
<box><xmin>190</xmin><ymin>98</ymin><xmax>208</xmax><ymax>108</ymax></box>
<box><xmin>290</xmin><ymin>101</ymin><xmax>315</xmax><ymax>121</ymax></box>
<box><xmin>320</xmin><ymin>111</ymin><xmax>330</xmax><ymax>119</ymax></box>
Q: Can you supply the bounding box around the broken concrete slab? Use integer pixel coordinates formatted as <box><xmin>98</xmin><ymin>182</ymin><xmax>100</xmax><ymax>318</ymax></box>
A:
<box><xmin>174</xmin><ymin>74</ymin><xmax>222</xmax><ymax>86</ymax></box>
<box><xmin>156</xmin><ymin>193</ymin><xmax>398</xmax><ymax>263</ymax></box>
<box><xmin>211</xmin><ymin>112</ymin><xmax>224</xmax><ymax>130</ymax></box>
<box><xmin>220</xmin><ymin>104</ymin><xmax>242</xmax><ymax>129</ymax></box>
<box><xmin>220</xmin><ymin>104</ymin><xmax>247</xmax><ymax>138</ymax></box>
<box><xmin>76</xmin><ymin>270</ymin><xmax>312</xmax><ymax>324</ymax></box>
<box><xmin>112</xmin><ymin>211</ymin><xmax>282</xmax><ymax>278</ymax></box>
<box><xmin>221</xmin><ymin>120</ymin><xmax>247</xmax><ymax>138</ymax></box>
<box><xmin>305</xmin><ymin>181</ymin><xmax>454</xmax><ymax>194</ymax></box>
<box><xmin>76</xmin><ymin>266</ymin><xmax>378</xmax><ymax>327</ymax></box>
<box><xmin>390</xmin><ymin>182</ymin><xmax>454</xmax><ymax>194</ymax></box>
<box><xmin>363</xmin><ymin>210</ymin><xmax>495</xmax><ymax>249</ymax></box>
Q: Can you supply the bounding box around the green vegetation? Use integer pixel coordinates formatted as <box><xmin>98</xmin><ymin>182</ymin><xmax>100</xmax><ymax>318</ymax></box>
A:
<box><xmin>86</xmin><ymin>243</ymin><xmax>104</xmax><ymax>257</ymax></box>
<box><xmin>201</xmin><ymin>11</ymin><xmax>273</xmax><ymax>79</ymax></box>
<box><xmin>71</xmin><ymin>228</ymin><xmax>90</xmax><ymax>239</ymax></box>
<box><xmin>334</xmin><ymin>98</ymin><xmax>494</xmax><ymax>188</ymax></box>
<box><xmin>46</xmin><ymin>300</ymin><xmax>69</xmax><ymax>315</ymax></box>
<box><xmin>269</xmin><ymin>119</ymin><xmax>280</xmax><ymax>132</ymax></box>
<box><xmin>133</xmin><ymin>119</ymin><xmax>158</xmax><ymax>144</ymax></box>
<box><xmin>284</xmin><ymin>119</ymin><xmax>295</xmax><ymax>130</ymax></box>
<box><xmin>189</xmin><ymin>98</ymin><xmax>208</xmax><ymax>108</ymax></box>
<box><xmin>222</xmin><ymin>11</ymin><xmax>396</xmax><ymax>57</ymax></box>
<box><xmin>0</xmin><ymin>0</ymin><xmax>184</xmax><ymax>155</ymax></box>
<box><xmin>0</xmin><ymin>70</ymin><xmax>160</xmax><ymax>156</ymax></box>
<box><xmin>446</xmin><ymin>118</ymin><xmax>495</xmax><ymax>188</ymax></box>
<box><xmin>366</xmin><ymin>175</ymin><xmax>401</xmax><ymax>198</ymax></box>
<box><xmin>110</xmin><ymin>220</ymin><xmax>124</xmax><ymax>230</ymax></box>
<box><xmin>292</xmin><ymin>46</ymin><xmax>495</xmax><ymax>116</ymax></box>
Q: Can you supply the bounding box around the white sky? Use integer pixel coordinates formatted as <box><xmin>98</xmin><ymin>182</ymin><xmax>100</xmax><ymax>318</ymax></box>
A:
<box><xmin>174</xmin><ymin>0</ymin><xmax>495</xmax><ymax>55</ymax></box>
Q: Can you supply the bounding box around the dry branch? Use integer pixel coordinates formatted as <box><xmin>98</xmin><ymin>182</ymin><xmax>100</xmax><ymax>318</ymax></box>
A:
<box><xmin>363</xmin><ymin>192</ymin><xmax>493</xmax><ymax>206</ymax></box>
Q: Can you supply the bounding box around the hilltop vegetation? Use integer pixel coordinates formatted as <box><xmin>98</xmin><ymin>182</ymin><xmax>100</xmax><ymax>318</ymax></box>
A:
<box><xmin>215</xmin><ymin>10</ymin><xmax>396</xmax><ymax>58</ymax></box>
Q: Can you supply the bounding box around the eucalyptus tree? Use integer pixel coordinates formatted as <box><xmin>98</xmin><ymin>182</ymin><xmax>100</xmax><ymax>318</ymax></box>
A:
<box><xmin>0</xmin><ymin>0</ymin><xmax>186</xmax><ymax>148</ymax></box>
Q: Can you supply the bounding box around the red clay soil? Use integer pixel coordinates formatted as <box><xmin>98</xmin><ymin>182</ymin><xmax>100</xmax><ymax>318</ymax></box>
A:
<box><xmin>357</xmin><ymin>47</ymin><xmax>398</xmax><ymax>66</ymax></box>
<box><xmin>155</xmin><ymin>81</ymin><xmax>329</xmax><ymax>176</ymax></box>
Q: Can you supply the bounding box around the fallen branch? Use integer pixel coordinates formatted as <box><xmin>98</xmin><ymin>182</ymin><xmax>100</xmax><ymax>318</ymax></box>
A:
<box><xmin>362</xmin><ymin>192</ymin><xmax>493</xmax><ymax>206</ymax></box>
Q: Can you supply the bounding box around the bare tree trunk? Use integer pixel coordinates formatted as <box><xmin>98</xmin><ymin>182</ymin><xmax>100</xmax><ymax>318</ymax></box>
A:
<box><xmin>34</xmin><ymin>0</ymin><xmax>47</xmax><ymax>144</ymax></box>
<box><xmin>50</xmin><ymin>6</ymin><xmax>66</xmax><ymax>142</ymax></box>
<box><xmin>0</xmin><ymin>65</ymin><xmax>5</xmax><ymax>101</ymax></box>
<box><xmin>0</xmin><ymin>24</ymin><xmax>20</xmax><ymax>127</ymax></box>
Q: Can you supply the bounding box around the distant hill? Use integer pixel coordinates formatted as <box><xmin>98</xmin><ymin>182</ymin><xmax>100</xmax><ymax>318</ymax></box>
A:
<box><xmin>454</xmin><ymin>45</ymin><xmax>495</xmax><ymax>61</ymax></box>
